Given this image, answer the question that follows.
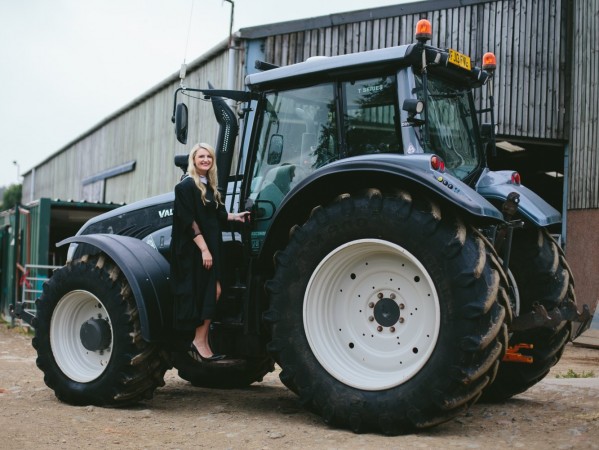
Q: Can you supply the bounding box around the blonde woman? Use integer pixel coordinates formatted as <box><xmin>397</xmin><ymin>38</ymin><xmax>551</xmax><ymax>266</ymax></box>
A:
<box><xmin>170</xmin><ymin>143</ymin><xmax>249</xmax><ymax>362</ymax></box>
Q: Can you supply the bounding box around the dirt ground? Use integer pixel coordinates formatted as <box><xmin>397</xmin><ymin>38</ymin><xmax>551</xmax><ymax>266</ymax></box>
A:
<box><xmin>1</xmin><ymin>323</ymin><xmax>598</xmax><ymax>449</ymax></box>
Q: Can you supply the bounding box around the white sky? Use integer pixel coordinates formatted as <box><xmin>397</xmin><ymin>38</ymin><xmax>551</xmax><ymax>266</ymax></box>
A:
<box><xmin>0</xmin><ymin>0</ymin><xmax>415</xmax><ymax>189</ymax></box>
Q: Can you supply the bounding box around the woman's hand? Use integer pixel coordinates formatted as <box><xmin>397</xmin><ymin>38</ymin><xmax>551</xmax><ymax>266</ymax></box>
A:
<box><xmin>201</xmin><ymin>249</ymin><xmax>213</xmax><ymax>269</ymax></box>
<box><xmin>230</xmin><ymin>211</ymin><xmax>251</xmax><ymax>222</ymax></box>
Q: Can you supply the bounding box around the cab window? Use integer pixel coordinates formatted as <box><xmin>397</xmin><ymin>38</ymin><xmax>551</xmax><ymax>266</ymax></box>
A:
<box><xmin>342</xmin><ymin>76</ymin><xmax>401</xmax><ymax>156</ymax></box>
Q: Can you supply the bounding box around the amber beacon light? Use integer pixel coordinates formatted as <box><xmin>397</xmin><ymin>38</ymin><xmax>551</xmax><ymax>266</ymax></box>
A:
<box><xmin>415</xmin><ymin>19</ymin><xmax>432</xmax><ymax>42</ymax></box>
<box><xmin>482</xmin><ymin>52</ymin><xmax>497</xmax><ymax>71</ymax></box>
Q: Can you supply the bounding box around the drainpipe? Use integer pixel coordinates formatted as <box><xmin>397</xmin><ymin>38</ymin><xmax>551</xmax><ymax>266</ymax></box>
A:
<box><xmin>561</xmin><ymin>143</ymin><xmax>569</xmax><ymax>248</ymax></box>
<box><xmin>224</xmin><ymin>0</ymin><xmax>236</xmax><ymax>101</ymax></box>
<box><xmin>11</xmin><ymin>203</ymin><xmax>20</xmax><ymax>326</ymax></box>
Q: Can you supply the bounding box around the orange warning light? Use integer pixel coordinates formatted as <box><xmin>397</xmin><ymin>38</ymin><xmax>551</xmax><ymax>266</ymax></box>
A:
<box><xmin>482</xmin><ymin>52</ymin><xmax>497</xmax><ymax>71</ymax></box>
<box><xmin>415</xmin><ymin>19</ymin><xmax>432</xmax><ymax>42</ymax></box>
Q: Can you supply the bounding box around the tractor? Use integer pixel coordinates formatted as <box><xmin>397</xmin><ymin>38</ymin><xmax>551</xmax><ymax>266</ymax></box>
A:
<box><xmin>16</xmin><ymin>19</ymin><xmax>591</xmax><ymax>434</ymax></box>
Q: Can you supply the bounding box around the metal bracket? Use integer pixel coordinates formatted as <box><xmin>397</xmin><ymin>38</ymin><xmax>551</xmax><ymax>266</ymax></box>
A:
<box><xmin>9</xmin><ymin>302</ymin><xmax>37</xmax><ymax>327</ymax></box>
<box><xmin>510</xmin><ymin>301</ymin><xmax>592</xmax><ymax>340</ymax></box>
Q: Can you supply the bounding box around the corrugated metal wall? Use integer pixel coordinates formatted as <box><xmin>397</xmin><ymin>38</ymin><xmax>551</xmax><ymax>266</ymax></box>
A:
<box><xmin>22</xmin><ymin>48</ymin><xmax>231</xmax><ymax>205</ymax></box>
<box><xmin>260</xmin><ymin>0</ymin><xmax>568</xmax><ymax>142</ymax></box>
<box><xmin>568</xmin><ymin>0</ymin><xmax>599</xmax><ymax>210</ymax></box>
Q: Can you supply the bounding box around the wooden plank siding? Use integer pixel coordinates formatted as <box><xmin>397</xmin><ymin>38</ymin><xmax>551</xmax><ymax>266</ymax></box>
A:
<box><xmin>568</xmin><ymin>0</ymin><xmax>599</xmax><ymax>210</ymax></box>
<box><xmin>20</xmin><ymin>0</ymin><xmax>598</xmax><ymax>209</ymax></box>
<box><xmin>260</xmin><ymin>0</ymin><xmax>568</xmax><ymax>142</ymax></box>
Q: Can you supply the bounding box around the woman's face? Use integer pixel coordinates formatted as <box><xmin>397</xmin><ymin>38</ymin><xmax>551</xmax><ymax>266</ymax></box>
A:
<box><xmin>194</xmin><ymin>147</ymin><xmax>213</xmax><ymax>175</ymax></box>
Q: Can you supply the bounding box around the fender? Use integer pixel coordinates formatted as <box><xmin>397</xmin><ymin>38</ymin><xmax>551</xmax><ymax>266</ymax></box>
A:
<box><xmin>476</xmin><ymin>169</ymin><xmax>561</xmax><ymax>226</ymax></box>
<box><xmin>257</xmin><ymin>154</ymin><xmax>504</xmax><ymax>266</ymax></box>
<box><xmin>57</xmin><ymin>234</ymin><xmax>172</xmax><ymax>343</ymax></box>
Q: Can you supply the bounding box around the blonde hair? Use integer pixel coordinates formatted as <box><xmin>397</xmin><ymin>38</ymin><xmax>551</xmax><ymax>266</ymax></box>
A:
<box><xmin>187</xmin><ymin>143</ymin><xmax>223</xmax><ymax>206</ymax></box>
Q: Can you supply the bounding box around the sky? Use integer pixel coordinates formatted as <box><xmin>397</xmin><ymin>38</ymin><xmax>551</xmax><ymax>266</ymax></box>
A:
<box><xmin>0</xmin><ymin>0</ymin><xmax>416</xmax><ymax>189</ymax></box>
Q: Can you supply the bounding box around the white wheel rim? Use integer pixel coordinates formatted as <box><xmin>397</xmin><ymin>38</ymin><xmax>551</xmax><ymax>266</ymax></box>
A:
<box><xmin>303</xmin><ymin>239</ymin><xmax>440</xmax><ymax>390</ymax></box>
<box><xmin>50</xmin><ymin>290</ymin><xmax>113</xmax><ymax>383</ymax></box>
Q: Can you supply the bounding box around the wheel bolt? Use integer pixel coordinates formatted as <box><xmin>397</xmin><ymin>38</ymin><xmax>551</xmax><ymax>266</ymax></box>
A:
<box><xmin>377</xmin><ymin>326</ymin><xmax>383</xmax><ymax>332</ymax></box>
<box><xmin>399</xmin><ymin>317</ymin><xmax>405</xmax><ymax>324</ymax></box>
<box><xmin>390</xmin><ymin>293</ymin><xmax>396</xmax><ymax>300</ymax></box>
<box><xmin>368</xmin><ymin>302</ymin><xmax>374</xmax><ymax>308</ymax></box>
<box><xmin>399</xmin><ymin>303</ymin><xmax>405</xmax><ymax>309</ymax></box>
<box><xmin>377</xmin><ymin>292</ymin><xmax>383</xmax><ymax>299</ymax></box>
<box><xmin>390</xmin><ymin>326</ymin><xmax>395</xmax><ymax>333</ymax></box>
<box><xmin>368</xmin><ymin>316</ymin><xmax>374</xmax><ymax>322</ymax></box>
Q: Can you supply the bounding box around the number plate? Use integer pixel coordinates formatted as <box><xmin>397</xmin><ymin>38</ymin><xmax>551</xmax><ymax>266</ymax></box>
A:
<box><xmin>448</xmin><ymin>49</ymin><xmax>471</xmax><ymax>71</ymax></box>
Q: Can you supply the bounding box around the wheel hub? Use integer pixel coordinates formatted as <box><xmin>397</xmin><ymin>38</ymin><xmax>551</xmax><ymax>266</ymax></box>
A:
<box><xmin>373</xmin><ymin>296</ymin><xmax>400</xmax><ymax>327</ymax></box>
<box><xmin>80</xmin><ymin>318</ymin><xmax>112</xmax><ymax>352</ymax></box>
<box><xmin>304</xmin><ymin>239</ymin><xmax>440</xmax><ymax>390</ymax></box>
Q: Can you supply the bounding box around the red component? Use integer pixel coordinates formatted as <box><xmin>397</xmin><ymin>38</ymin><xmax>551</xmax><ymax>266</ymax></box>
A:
<box><xmin>511</xmin><ymin>171</ymin><xmax>521</xmax><ymax>185</ymax></box>
<box><xmin>482</xmin><ymin>52</ymin><xmax>497</xmax><ymax>71</ymax></box>
<box><xmin>415</xmin><ymin>19</ymin><xmax>432</xmax><ymax>42</ymax></box>
<box><xmin>503</xmin><ymin>343</ymin><xmax>534</xmax><ymax>363</ymax></box>
<box><xmin>430</xmin><ymin>155</ymin><xmax>445</xmax><ymax>172</ymax></box>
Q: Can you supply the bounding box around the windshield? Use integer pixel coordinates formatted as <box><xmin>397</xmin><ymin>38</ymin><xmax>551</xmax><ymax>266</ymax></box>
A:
<box><xmin>415</xmin><ymin>74</ymin><xmax>482</xmax><ymax>180</ymax></box>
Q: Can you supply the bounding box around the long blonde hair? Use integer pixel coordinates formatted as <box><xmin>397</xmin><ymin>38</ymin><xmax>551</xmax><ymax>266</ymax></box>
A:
<box><xmin>187</xmin><ymin>143</ymin><xmax>223</xmax><ymax>206</ymax></box>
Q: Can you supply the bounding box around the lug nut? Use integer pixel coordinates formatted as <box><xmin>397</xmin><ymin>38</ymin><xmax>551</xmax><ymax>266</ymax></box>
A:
<box><xmin>377</xmin><ymin>326</ymin><xmax>383</xmax><ymax>332</ymax></box>
<box><xmin>390</xmin><ymin>326</ymin><xmax>396</xmax><ymax>333</ymax></box>
<box><xmin>399</xmin><ymin>303</ymin><xmax>405</xmax><ymax>309</ymax></box>
<box><xmin>390</xmin><ymin>293</ymin><xmax>396</xmax><ymax>300</ymax></box>
<box><xmin>377</xmin><ymin>292</ymin><xmax>383</xmax><ymax>299</ymax></box>
<box><xmin>399</xmin><ymin>317</ymin><xmax>405</xmax><ymax>324</ymax></box>
<box><xmin>368</xmin><ymin>316</ymin><xmax>374</xmax><ymax>322</ymax></box>
<box><xmin>368</xmin><ymin>302</ymin><xmax>374</xmax><ymax>308</ymax></box>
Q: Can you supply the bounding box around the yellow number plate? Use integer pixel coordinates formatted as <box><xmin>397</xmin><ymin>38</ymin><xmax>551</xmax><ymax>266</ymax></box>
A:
<box><xmin>448</xmin><ymin>49</ymin><xmax>471</xmax><ymax>71</ymax></box>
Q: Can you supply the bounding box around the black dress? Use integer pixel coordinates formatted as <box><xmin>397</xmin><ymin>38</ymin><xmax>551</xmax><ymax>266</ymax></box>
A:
<box><xmin>170</xmin><ymin>176</ymin><xmax>228</xmax><ymax>331</ymax></box>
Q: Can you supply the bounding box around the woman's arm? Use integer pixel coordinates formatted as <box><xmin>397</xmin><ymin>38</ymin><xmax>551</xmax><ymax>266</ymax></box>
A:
<box><xmin>191</xmin><ymin>221</ymin><xmax>213</xmax><ymax>269</ymax></box>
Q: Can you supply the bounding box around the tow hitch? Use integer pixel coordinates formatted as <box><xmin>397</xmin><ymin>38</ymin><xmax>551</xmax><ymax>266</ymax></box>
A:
<box><xmin>510</xmin><ymin>300</ymin><xmax>594</xmax><ymax>340</ymax></box>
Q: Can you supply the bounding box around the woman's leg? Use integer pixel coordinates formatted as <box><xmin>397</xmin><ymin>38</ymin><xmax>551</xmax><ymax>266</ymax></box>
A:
<box><xmin>192</xmin><ymin>281</ymin><xmax>222</xmax><ymax>358</ymax></box>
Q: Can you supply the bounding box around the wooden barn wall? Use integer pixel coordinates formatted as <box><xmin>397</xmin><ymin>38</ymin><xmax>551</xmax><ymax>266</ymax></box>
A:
<box><xmin>261</xmin><ymin>0</ymin><xmax>567</xmax><ymax>142</ymax></box>
<box><xmin>22</xmin><ymin>51</ymin><xmax>230</xmax><ymax>205</ymax></box>
<box><xmin>568</xmin><ymin>0</ymin><xmax>599</xmax><ymax>210</ymax></box>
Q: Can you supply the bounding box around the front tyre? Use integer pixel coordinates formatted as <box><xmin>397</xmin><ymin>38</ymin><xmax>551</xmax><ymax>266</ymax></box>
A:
<box><xmin>265</xmin><ymin>190</ymin><xmax>510</xmax><ymax>434</ymax></box>
<box><xmin>33</xmin><ymin>254</ymin><xmax>169</xmax><ymax>406</ymax></box>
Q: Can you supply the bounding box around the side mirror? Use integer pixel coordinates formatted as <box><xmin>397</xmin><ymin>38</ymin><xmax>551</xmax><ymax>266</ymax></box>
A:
<box><xmin>175</xmin><ymin>103</ymin><xmax>188</xmax><ymax>144</ymax></box>
<box><xmin>267</xmin><ymin>134</ymin><xmax>283</xmax><ymax>165</ymax></box>
<box><xmin>480</xmin><ymin>123</ymin><xmax>494</xmax><ymax>140</ymax></box>
<box><xmin>481</xmin><ymin>122</ymin><xmax>497</xmax><ymax>159</ymax></box>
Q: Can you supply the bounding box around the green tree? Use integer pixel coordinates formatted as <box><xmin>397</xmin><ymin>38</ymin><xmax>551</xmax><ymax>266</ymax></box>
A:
<box><xmin>2</xmin><ymin>184</ymin><xmax>22</xmax><ymax>210</ymax></box>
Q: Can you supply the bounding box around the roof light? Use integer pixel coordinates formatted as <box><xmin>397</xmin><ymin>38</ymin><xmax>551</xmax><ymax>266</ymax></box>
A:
<box><xmin>415</xmin><ymin>19</ymin><xmax>432</xmax><ymax>43</ymax></box>
<box><xmin>430</xmin><ymin>155</ymin><xmax>445</xmax><ymax>172</ymax></box>
<box><xmin>510</xmin><ymin>172</ymin><xmax>521</xmax><ymax>185</ymax></box>
<box><xmin>482</xmin><ymin>52</ymin><xmax>497</xmax><ymax>71</ymax></box>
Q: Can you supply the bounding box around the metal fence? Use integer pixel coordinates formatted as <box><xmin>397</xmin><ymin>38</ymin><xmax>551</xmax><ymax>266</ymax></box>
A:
<box><xmin>19</xmin><ymin>264</ymin><xmax>61</xmax><ymax>325</ymax></box>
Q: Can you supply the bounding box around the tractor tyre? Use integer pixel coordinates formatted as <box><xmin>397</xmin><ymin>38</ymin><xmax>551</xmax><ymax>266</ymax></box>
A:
<box><xmin>33</xmin><ymin>254</ymin><xmax>169</xmax><ymax>406</ymax></box>
<box><xmin>481</xmin><ymin>228</ymin><xmax>575</xmax><ymax>402</ymax></box>
<box><xmin>264</xmin><ymin>189</ymin><xmax>510</xmax><ymax>434</ymax></box>
<box><xmin>172</xmin><ymin>323</ymin><xmax>274</xmax><ymax>388</ymax></box>
<box><xmin>173</xmin><ymin>350</ymin><xmax>274</xmax><ymax>389</ymax></box>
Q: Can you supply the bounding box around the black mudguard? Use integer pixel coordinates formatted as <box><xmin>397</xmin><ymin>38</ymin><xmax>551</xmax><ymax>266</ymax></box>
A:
<box><xmin>58</xmin><ymin>234</ymin><xmax>172</xmax><ymax>343</ymax></box>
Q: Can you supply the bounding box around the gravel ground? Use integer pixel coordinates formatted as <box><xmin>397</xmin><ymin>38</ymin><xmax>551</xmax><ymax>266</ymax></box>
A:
<box><xmin>1</xmin><ymin>323</ymin><xmax>598</xmax><ymax>449</ymax></box>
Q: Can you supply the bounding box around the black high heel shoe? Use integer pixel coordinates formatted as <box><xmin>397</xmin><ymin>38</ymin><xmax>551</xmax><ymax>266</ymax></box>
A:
<box><xmin>188</xmin><ymin>343</ymin><xmax>226</xmax><ymax>363</ymax></box>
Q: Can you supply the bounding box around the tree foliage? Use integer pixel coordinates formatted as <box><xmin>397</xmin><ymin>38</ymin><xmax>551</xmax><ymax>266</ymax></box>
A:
<box><xmin>2</xmin><ymin>184</ymin><xmax>22</xmax><ymax>210</ymax></box>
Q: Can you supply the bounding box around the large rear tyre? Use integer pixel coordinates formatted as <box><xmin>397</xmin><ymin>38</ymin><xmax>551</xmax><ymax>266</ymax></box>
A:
<box><xmin>265</xmin><ymin>189</ymin><xmax>510</xmax><ymax>434</ymax></box>
<box><xmin>481</xmin><ymin>228</ymin><xmax>574</xmax><ymax>402</ymax></box>
<box><xmin>33</xmin><ymin>254</ymin><xmax>169</xmax><ymax>406</ymax></box>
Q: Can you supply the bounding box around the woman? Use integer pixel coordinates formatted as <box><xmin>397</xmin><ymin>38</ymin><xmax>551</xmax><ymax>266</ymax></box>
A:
<box><xmin>171</xmin><ymin>143</ymin><xmax>249</xmax><ymax>362</ymax></box>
